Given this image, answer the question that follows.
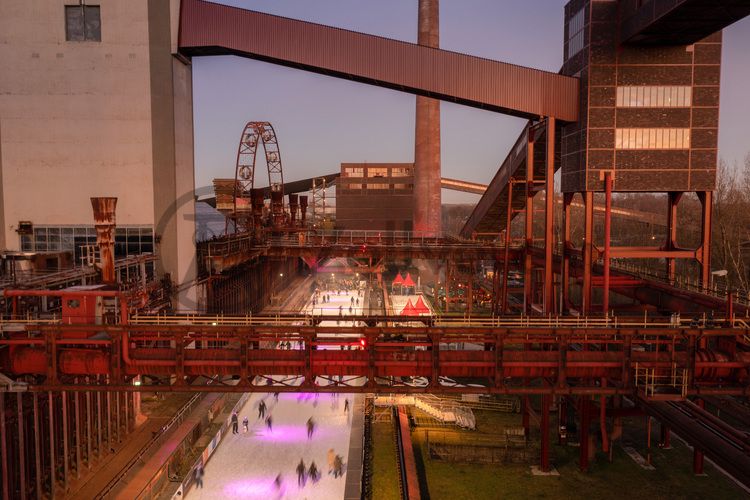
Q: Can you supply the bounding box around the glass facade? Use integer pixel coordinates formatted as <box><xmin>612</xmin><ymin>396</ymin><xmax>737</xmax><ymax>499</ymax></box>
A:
<box><xmin>616</xmin><ymin>86</ymin><xmax>692</xmax><ymax>107</ymax></box>
<box><xmin>20</xmin><ymin>226</ymin><xmax>153</xmax><ymax>261</ymax></box>
<box><xmin>566</xmin><ymin>8</ymin><xmax>585</xmax><ymax>60</ymax></box>
<box><xmin>615</xmin><ymin>128</ymin><xmax>691</xmax><ymax>149</ymax></box>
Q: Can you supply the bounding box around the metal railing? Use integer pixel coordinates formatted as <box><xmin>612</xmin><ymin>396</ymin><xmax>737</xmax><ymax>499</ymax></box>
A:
<box><xmin>94</xmin><ymin>392</ymin><xmax>204</xmax><ymax>499</ymax></box>
<box><xmin>128</xmin><ymin>312</ymin><xmax>748</xmax><ymax>330</ymax></box>
<box><xmin>634</xmin><ymin>362</ymin><xmax>688</xmax><ymax>399</ymax></box>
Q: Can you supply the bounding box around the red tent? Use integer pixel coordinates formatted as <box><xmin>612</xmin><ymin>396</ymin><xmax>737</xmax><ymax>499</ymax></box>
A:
<box><xmin>392</xmin><ymin>273</ymin><xmax>404</xmax><ymax>286</ymax></box>
<box><xmin>402</xmin><ymin>272</ymin><xmax>416</xmax><ymax>287</ymax></box>
<box><xmin>400</xmin><ymin>299</ymin><xmax>416</xmax><ymax>316</ymax></box>
<box><xmin>413</xmin><ymin>295</ymin><xmax>430</xmax><ymax>315</ymax></box>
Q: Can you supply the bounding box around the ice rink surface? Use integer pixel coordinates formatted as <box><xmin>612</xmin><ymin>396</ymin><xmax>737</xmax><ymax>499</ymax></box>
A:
<box><xmin>186</xmin><ymin>286</ymin><xmax>363</xmax><ymax>500</ymax></box>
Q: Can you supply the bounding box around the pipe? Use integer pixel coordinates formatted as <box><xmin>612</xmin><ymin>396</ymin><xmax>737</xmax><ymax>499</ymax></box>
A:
<box><xmin>90</xmin><ymin>197</ymin><xmax>117</xmax><ymax>284</ymax></box>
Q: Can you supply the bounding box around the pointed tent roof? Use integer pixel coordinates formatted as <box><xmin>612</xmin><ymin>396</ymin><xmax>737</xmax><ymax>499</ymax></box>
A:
<box><xmin>393</xmin><ymin>273</ymin><xmax>405</xmax><ymax>286</ymax></box>
<box><xmin>413</xmin><ymin>295</ymin><xmax>430</xmax><ymax>315</ymax></box>
<box><xmin>400</xmin><ymin>299</ymin><xmax>416</xmax><ymax>316</ymax></box>
<box><xmin>402</xmin><ymin>272</ymin><xmax>416</xmax><ymax>287</ymax></box>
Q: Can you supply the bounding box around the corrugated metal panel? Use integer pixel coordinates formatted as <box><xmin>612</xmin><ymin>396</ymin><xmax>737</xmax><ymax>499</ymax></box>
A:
<box><xmin>179</xmin><ymin>0</ymin><xmax>579</xmax><ymax>122</ymax></box>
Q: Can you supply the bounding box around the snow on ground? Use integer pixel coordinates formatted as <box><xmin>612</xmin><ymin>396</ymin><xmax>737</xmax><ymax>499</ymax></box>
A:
<box><xmin>186</xmin><ymin>285</ymin><xmax>363</xmax><ymax>500</ymax></box>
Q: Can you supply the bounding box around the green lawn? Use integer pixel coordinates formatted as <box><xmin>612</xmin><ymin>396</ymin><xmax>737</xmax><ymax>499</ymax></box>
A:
<box><xmin>408</xmin><ymin>410</ymin><xmax>747</xmax><ymax>500</ymax></box>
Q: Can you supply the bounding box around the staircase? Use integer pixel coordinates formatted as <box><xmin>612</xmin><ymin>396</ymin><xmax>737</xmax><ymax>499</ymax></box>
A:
<box><xmin>374</xmin><ymin>394</ymin><xmax>476</xmax><ymax>430</ymax></box>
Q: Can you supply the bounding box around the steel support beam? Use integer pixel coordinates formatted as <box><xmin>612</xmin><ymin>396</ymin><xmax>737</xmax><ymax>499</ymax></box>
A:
<box><xmin>602</xmin><ymin>173</ymin><xmax>613</xmax><ymax>316</ymax></box>
<box><xmin>544</xmin><ymin>118</ymin><xmax>555</xmax><ymax>314</ymax></box>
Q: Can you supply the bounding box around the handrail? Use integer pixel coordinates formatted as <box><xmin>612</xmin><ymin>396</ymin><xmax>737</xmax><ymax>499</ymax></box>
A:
<box><xmin>93</xmin><ymin>391</ymin><xmax>205</xmax><ymax>499</ymax></box>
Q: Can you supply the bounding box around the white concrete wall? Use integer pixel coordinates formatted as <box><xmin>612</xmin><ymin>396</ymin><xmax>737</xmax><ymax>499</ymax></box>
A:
<box><xmin>0</xmin><ymin>0</ymin><xmax>155</xmax><ymax>245</ymax></box>
<box><xmin>0</xmin><ymin>0</ymin><xmax>197</xmax><ymax>306</ymax></box>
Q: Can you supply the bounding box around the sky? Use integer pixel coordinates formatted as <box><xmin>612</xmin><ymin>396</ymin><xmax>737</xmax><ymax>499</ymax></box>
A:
<box><xmin>192</xmin><ymin>0</ymin><xmax>750</xmax><ymax>204</ymax></box>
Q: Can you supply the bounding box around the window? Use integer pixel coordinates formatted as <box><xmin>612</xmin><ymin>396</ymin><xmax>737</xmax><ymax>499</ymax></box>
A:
<box><xmin>616</xmin><ymin>86</ymin><xmax>691</xmax><ymax>107</ymax></box>
<box><xmin>615</xmin><ymin>128</ymin><xmax>690</xmax><ymax>149</ymax></box>
<box><xmin>566</xmin><ymin>8</ymin><xmax>585</xmax><ymax>60</ymax></box>
<box><xmin>366</xmin><ymin>183</ymin><xmax>389</xmax><ymax>190</ymax></box>
<box><xmin>367</xmin><ymin>168</ymin><xmax>388</xmax><ymax>178</ymax></box>
<box><xmin>391</xmin><ymin>167</ymin><xmax>411</xmax><ymax>177</ymax></box>
<box><xmin>343</xmin><ymin>167</ymin><xmax>363</xmax><ymax>177</ymax></box>
<box><xmin>65</xmin><ymin>5</ymin><xmax>101</xmax><ymax>42</ymax></box>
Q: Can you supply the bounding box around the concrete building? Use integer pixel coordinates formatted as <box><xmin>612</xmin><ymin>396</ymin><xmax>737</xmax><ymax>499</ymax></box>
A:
<box><xmin>336</xmin><ymin>163</ymin><xmax>414</xmax><ymax>231</ymax></box>
<box><xmin>0</xmin><ymin>0</ymin><xmax>196</xmax><ymax>305</ymax></box>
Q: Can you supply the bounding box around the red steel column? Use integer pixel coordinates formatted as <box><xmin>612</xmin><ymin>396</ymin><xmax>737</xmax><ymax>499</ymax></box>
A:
<box><xmin>665</xmin><ymin>192</ymin><xmax>682</xmax><ymax>281</ymax></box>
<box><xmin>579</xmin><ymin>396</ymin><xmax>590</xmax><ymax>472</ymax></box>
<box><xmin>17</xmin><ymin>393</ymin><xmax>27</xmax><ymax>500</ymax></box>
<box><xmin>501</xmin><ymin>181</ymin><xmax>514</xmax><ymax>313</ymax></box>
<box><xmin>541</xmin><ymin>393</ymin><xmax>551</xmax><ymax>472</ymax></box>
<box><xmin>48</xmin><ymin>392</ymin><xmax>56</xmax><ymax>499</ymax></box>
<box><xmin>524</xmin><ymin>132</ymin><xmax>535</xmax><ymax>314</ymax></box>
<box><xmin>582</xmin><ymin>192</ymin><xmax>594</xmax><ymax>314</ymax></box>
<box><xmin>544</xmin><ymin>118</ymin><xmax>556</xmax><ymax>314</ymax></box>
<box><xmin>0</xmin><ymin>393</ymin><xmax>8</xmax><ymax>500</ymax></box>
<box><xmin>698</xmin><ymin>191</ymin><xmax>712</xmax><ymax>290</ymax></box>
<box><xmin>602</xmin><ymin>173</ymin><xmax>612</xmax><ymax>316</ymax></box>
<box><xmin>33</xmin><ymin>394</ymin><xmax>42</xmax><ymax>499</ymax></box>
<box><xmin>562</xmin><ymin>193</ymin><xmax>572</xmax><ymax>312</ymax></box>
<box><xmin>413</xmin><ymin>0</ymin><xmax>441</xmax><ymax>235</ymax></box>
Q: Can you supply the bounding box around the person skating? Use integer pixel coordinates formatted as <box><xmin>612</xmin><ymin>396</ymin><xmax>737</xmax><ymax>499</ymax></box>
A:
<box><xmin>265</xmin><ymin>414</ymin><xmax>273</xmax><ymax>432</ymax></box>
<box><xmin>333</xmin><ymin>454</ymin><xmax>343</xmax><ymax>478</ymax></box>
<box><xmin>273</xmin><ymin>392</ymin><xmax>279</xmax><ymax>402</ymax></box>
<box><xmin>242</xmin><ymin>415</ymin><xmax>249</xmax><ymax>433</ymax></box>
<box><xmin>231</xmin><ymin>411</ymin><xmax>239</xmax><ymax>434</ymax></box>
<box><xmin>194</xmin><ymin>464</ymin><xmax>204</xmax><ymax>488</ymax></box>
<box><xmin>308</xmin><ymin>461</ymin><xmax>320</xmax><ymax>483</ymax></box>
<box><xmin>306</xmin><ymin>417</ymin><xmax>315</xmax><ymax>439</ymax></box>
<box><xmin>296</xmin><ymin>459</ymin><xmax>307</xmax><ymax>486</ymax></box>
<box><xmin>344</xmin><ymin>398</ymin><xmax>350</xmax><ymax>413</ymax></box>
<box><xmin>258</xmin><ymin>400</ymin><xmax>267</xmax><ymax>419</ymax></box>
<box><xmin>327</xmin><ymin>448</ymin><xmax>335</xmax><ymax>475</ymax></box>
<box><xmin>274</xmin><ymin>473</ymin><xmax>283</xmax><ymax>493</ymax></box>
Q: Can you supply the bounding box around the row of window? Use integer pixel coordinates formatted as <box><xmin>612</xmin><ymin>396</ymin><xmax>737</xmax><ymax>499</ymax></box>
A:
<box><xmin>342</xmin><ymin>167</ymin><xmax>412</xmax><ymax>178</ymax></box>
<box><xmin>342</xmin><ymin>183</ymin><xmax>412</xmax><ymax>190</ymax></box>
<box><xmin>21</xmin><ymin>226</ymin><xmax>153</xmax><ymax>260</ymax></box>
<box><xmin>615</xmin><ymin>128</ymin><xmax>691</xmax><ymax>150</ymax></box>
<box><xmin>566</xmin><ymin>8</ymin><xmax>585</xmax><ymax>60</ymax></box>
<box><xmin>65</xmin><ymin>5</ymin><xmax>101</xmax><ymax>42</ymax></box>
<box><xmin>616</xmin><ymin>86</ymin><xmax>692</xmax><ymax>108</ymax></box>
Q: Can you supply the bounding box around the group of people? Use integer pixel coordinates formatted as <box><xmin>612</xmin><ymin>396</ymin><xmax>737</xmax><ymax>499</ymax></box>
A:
<box><xmin>291</xmin><ymin>450</ymin><xmax>345</xmax><ymax>488</ymax></box>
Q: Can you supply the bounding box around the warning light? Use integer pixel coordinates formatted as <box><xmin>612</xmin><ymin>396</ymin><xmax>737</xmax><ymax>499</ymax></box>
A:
<box><xmin>359</xmin><ymin>338</ymin><xmax>366</xmax><ymax>348</ymax></box>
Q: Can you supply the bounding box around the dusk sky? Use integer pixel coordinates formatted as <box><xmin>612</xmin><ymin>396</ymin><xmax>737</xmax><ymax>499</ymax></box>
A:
<box><xmin>193</xmin><ymin>0</ymin><xmax>750</xmax><ymax>204</ymax></box>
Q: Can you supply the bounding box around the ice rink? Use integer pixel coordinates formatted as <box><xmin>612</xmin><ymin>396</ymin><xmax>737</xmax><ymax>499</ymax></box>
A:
<box><xmin>186</xmin><ymin>285</ymin><xmax>363</xmax><ymax>500</ymax></box>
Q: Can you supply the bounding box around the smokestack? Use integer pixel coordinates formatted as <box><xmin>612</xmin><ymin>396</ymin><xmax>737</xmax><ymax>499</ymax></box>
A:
<box><xmin>90</xmin><ymin>197</ymin><xmax>117</xmax><ymax>284</ymax></box>
<box><xmin>414</xmin><ymin>0</ymin><xmax>441</xmax><ymax>235</ymax></box>
<box><xmin>299</xmin><ymin>195</ymin><xmax>309</xmax><ymax>226</ymax></box>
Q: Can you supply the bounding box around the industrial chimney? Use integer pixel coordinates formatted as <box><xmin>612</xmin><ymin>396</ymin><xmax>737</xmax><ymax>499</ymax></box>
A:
<box><xmin>414</xmin><ymin>0</ymin><xmax>441</xmax><ymax>235</ymax></box>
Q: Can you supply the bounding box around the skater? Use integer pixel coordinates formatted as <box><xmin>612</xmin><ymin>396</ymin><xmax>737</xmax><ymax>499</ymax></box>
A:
<box><xmin>333</xmin><ymin>454</ymin><xmax>343</xmax><ymax>478</ymax></box>
<box><xmin>274</xmin><ymin>473</ymin><xmax>283</xmax><ymax>492</ymax></box>
<box><xmin>349</xmin><ymin>305</ymin><xmax>352</xmax><ymax>314</ymax></box>
<box><xmin>307</xmin><ymin>417</ymin><xmax>315</xmax><ymax>439</ymax></box>
<box><xmin>231</xmin><ymin>411</ymin><xmax>239</xmax><ymax>434</ymax></box>
<box><xmin>356</xmin><ymin>298</ymin><xmax>359</xmax><ymax>306</ymax></box>
<box><xmin>296</xmin><ymin>459</ymin><xmax>307</xmax><ymax>486</ymax></box>
<box><xmin>258</xmin><ymin>400</ymin><xmax>267</xmax><ymax>419</ymax></box>
<box><xmin>265</xmin><ymin>415</ymin><xmax>273</xmax><ymax>432</ymax></box>
<box><xmin>344</xmin><ymin>398</ymin><xmax>350</xmax><ymax>413</ymax></box>
<box><xmin>309</xmin><ymin>461</ymin><xmax>320</xmax><ymax>483</ymax></box>
<box><xmin>242</xmin><ymin>415</ymin><xmax>249</xmax><ymax>433</ymax></box>
<box><xmin>273</xmin><ymin>392</ymin><xmax>279</xmax><ymax>402</ymax></box>
<box><xmin>194</xmin><ymin>464</ymin><xmax>204</xmax><ymax>488</ymax></box>
<box><xmin>327</xmin><ymin>448</ymin><xmax>335</xmax><ymax>475</ymax></box>
<box><xmin>351</xmin><ymin>296</ymin><xmax>354</xmax><ymax>305</ymax></box>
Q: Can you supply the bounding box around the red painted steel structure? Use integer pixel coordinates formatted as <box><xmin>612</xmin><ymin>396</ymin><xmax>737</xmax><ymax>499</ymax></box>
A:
<box><xmin>1</xmin><ymin>303</ymin><xmax>749</xmax><ymax>395</ymax></box>
<box><xmin>177</xmin><ymin>0</ymin><xmax>579</xmax><ymax>122</ymax></box>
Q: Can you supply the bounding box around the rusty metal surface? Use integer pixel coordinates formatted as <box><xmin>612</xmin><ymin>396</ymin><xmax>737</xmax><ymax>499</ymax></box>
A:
<box><xmin>90</xmin><ymin>197</ymin><xmax>117</xmax><ymax>284</ymax></box>
<box><xmin>178</xmin><ymin>0</ymin><xmax>579</xmax><ymax>121</ymax></box>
